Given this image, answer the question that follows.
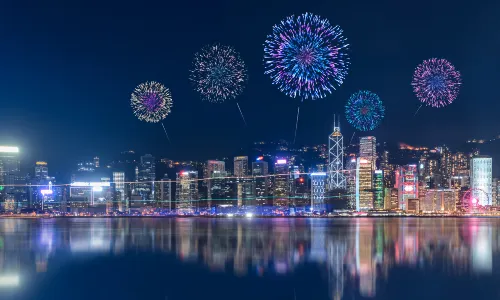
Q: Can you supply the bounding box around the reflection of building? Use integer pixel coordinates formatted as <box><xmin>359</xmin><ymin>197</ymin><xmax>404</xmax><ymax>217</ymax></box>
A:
<box><xmin>470</xmin><ymin>156</ymin><xmax>492</xmax><ymax>206</ymax></box>
<box><xmin>233</xmin><ymin>156</ymin><xmax>248</xmax><ymax>177</ymax></box>
<box><xmin>176</xmin><ymin>171</ymin><xmax>198</xmax><ymax>212</ymax></box>
<box><xmin>356</xmin><ymin>158</ymin><xmax>373</xmax><ymax>211</ymax></box>
<box><xmin>421</xmin><ymin>188</ymin><xmax>457</xmax><ymax>213</ymax></box>
<box><xmin>273</xmin><ymin>159</ymin><xmax>289</xmax><ymax>207</ymax></box>
<box><xmin>396</xmin><ymin>165</ymin><xmax>418</xmax><ymax>211</ymax></box>
<box><xmin>311</xmin><ymin>172</ymin><xmax>327</xmax><ymax>211</ymax></box>
<box><xmin>373</xmin><ymin>170</ymin><xmax>384</xmax><ymax>209</ymax></box>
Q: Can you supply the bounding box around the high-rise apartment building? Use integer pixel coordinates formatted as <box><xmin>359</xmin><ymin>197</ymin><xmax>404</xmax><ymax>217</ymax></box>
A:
<box><xmin>373</xmin><ymin>170</ymin><xmax>384</xmax><ymax>209</ymax></box>
<box><xmin>311</xmin><ymin>172</ymin><xmax>327</xmax><ymax>211</ymax></box>
<box><xmin>236</xmin><ymin>177</ymin><xmax>254</xmax><ymax>207</ymax></box>
<box><xmin>155</xmin><ymin>174</ymin><xmax>172</xmax><ymax>209</ymax></box>
<box><xmin>233</xmin><ymin>156</ymin><xmax>248</xmax><ymax>177</ymax></box>
<box><xmin>470</xmin><ymin>156</ymin><xmax>492</xmax><ymax>206</ymax></box>
<box><xmin>176</xmin><ymin>171</ymin><xmax>198</xmax><ymax>213</ymax></box>
<box><xmin>273</xmin><ymin>159</ymin><xmax>289</xmax><ymax>207</ymax></box>
<box><xmin>396</xmin><ymin>164</ymin><xmax>418</xmax><ymax>211</ymax></box>
<box><xmin>356</xmin><ymin>158</ymin><xmax>373</xmax><ymax>211</ymax></box>
<box><xmin>328</xmin><ymin>118</ymin><xmax>345</xmax><ymax>189</ymax></box>
<box><xmin>205</xmin><ymin>160</ymin><xmax>225</xmax><ymax>205</ymax></box>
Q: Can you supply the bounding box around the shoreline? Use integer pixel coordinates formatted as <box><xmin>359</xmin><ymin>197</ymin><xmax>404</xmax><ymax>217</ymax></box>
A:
<box><xmin>1</xmin><ymin>215</ymin><xmax>500</xmax><ymax>219</ymax></box>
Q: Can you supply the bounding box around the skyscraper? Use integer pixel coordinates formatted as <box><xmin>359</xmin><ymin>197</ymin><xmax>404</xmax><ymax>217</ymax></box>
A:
<box><xmin>155</xmin><ymin>174</ymin><xmax>172</xmax><ymax>209</ymax></box>
<box><xmin>236</xmin><ymin>177</ymin><xmax>254</xmax><ymax>207</ymax></box>
<box><xmin>373</xmin><ymin>170</ymin><xmax>384</xmax><ymax>209</ymax></box>
<box><xmin>345</xmin><ymin>155</ymin><xmax>357</xmax><ymax>210</ymax></box>
<box><xmin>205</xmin><ymin>160</ymin><xmax>225</xmax><ymax>205</ymax></box>
<box><xmin>113</xmin><ymin>172</ymin><xmax>125</xmax><ymax>211</ymax></box>
<box><xmin>252</xmin><ymin>159</ymin><xmax>269</xmax><ymax>206</ymax></box>
<box><xmin>273</xmin><ymin>159</ymin><xmax>289</xmax><ymax>206</ymax></box>
<box><xmin>359</xmin><ymin>137</ymin><xmax>376</xmax><ymax>165</ymax></box>
<box><xmin>311</xmin><ymin>172</ymin><xmax>327</xmax><ymax>212</ymax></box>
<box><xmin>233</xmin><ymin>156</ymin><xmax>248</xmax><ymax>177</ymax></box>
<box><xmin>176</xmin><ymin>171</ymin><xmax>198</xmax><ymax>213</ymax></box>
<box><xmin>470</xmin><ymin>156</ymin><xmax>492</xmax><ymax>206</ymax></box>
<box><xmin>328</xmin><ymin>117</ymin><xmax>345</xmax><ymax>189</ymax></box>
<box><xmin>34</xmin><ymin>161</ymin><xmax>49</xmax><ymax>182</ymax></box>
<box><xmin>356</xmin><ymin>158</ymin><xmax>373</xmax><ymax>211</ymax></box>
<box><xmin>396</xmin><ymin>164</ymin><xmax>418</xmax><ymax>211</ymax></box>
<box><xmin>0</xmin><ymin>146</ymin><xmax>21</xmax><ymax>210</ymax></box>
<box><xmin>136</xmin><ymin>154</ymin><xmax>155</xmax><ymax>200</ymax></box>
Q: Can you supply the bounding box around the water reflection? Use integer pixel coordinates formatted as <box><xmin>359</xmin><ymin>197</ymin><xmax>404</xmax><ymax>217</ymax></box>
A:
<box><xmin>0</xmin><ymin>217</ymin><xmax>499</xmax><ymax>299</ymax></box>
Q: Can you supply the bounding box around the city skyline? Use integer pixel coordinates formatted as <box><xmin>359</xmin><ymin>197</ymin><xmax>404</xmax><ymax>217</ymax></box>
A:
<box><xmin>0</xmin><ymin>0</ymin><xmax>498</xmax><ymax>174</ymax></box>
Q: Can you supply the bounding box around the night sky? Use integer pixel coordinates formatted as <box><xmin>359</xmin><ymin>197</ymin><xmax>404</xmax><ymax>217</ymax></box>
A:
<box><xmin>0</xmin><ymin>0</ymin><xmax>498</xmax><ymax>173</ymax></box>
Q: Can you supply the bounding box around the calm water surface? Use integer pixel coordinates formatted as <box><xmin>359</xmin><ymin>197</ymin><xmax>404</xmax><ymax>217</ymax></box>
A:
<box><xmin>0</xmin><ymin>217</ymin><xmax>499</xmax><ymax>300</ymax></box>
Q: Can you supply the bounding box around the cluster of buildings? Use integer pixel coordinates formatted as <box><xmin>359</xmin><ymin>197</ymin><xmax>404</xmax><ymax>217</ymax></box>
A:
<box><xmin>0</xmin><ymin>121</ymin><xmax>496</xmax><ymax>215</ymax></box>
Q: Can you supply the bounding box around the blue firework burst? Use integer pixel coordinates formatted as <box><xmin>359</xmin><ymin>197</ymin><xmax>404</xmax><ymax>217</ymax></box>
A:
<box><xmin>264</xmin><ymin>12</ymin><xmax>350</xmax><ymax>100</ymax></box>
<box><xmin>345</xmin><ymin>91</ymin><xmax>385</xmax><ymax>131</ymax></box>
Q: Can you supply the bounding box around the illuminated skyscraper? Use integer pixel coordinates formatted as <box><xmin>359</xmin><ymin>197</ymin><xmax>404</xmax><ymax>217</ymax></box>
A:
<box><xmin>359</xmin><ymin>137</ymin><xmax>376</xmax><ymax>167</ymax></box>
<box><xmin>470</xmin><ymin>156</ymin><xmax>492</xmax><ymax>206</ymax></box>
<box><xmin>252</xmin><ymin>158</ymin><xmax>269</xmax><ymax>206</ymax></box>
<box><xmin>356</xmin><ymin>158</ymin><xmax>373</xmax><ymax>211</ymax></box>
<box><xmin>236</xmin><ymin>177</ymin><xmax>254</xmax><ymax>207</ymax></box>
<box><xmin>328</xmin><ymin>117</ymin><xmax>345</xmax><ymax>189</ymax></box>
<box><xmin>112</xmin><ymin>172</ymin><xmax>125</xmax><ymax>211</ymax></box>
<box><xmin>373</xmin><ymin>170</ymin><xmax>384</xmax><ymax>209</ymax></box>
<box><xmin>0</xmin><ymin>146</ymin><xmax>21</xmax><ymax>210</ymax></box>
<box><xmin>233</xmin><ymin>156</ymin><xmax>248</xmax><ymax>177</ymax></box>
<box><xmin>273</xmin><ymin>159</ymin><xmax>289</xmax><ymax>206</ymax></box>
<box><xmin>136</xmin><ymin>154</ymin><xmax>155</xmax><ymax>200</ymax></box>
<box><xmin>345</xmin><ymin>155</ymin><xmax>357</xmax><ymax>210</ymax></box>
<box><xmin>34</xmin><ymin>161</ymin><xmax>49</xmax><ymax>181</ymax></box>
<box><xmin>205</xmin><ymin>160</ymin><xmax>225</xmax><ymax>205</ymax></box>
<box><xmin>311</xmin><ymin>172</ymin><xmax>327</xmax><ymax>211</ymax></box>
<box><xmin>396</xmin><ymin>164</ymin><xmax>418</xmax><ymax>211</ymax></box>
<box><xmin>176</xmin><ymin>171</ymin><xmax>198</xmax><ymax>213</ymax></box>
<box><xmin>155</xmin><ymin>174</ymin><xmax>172</xmax><ymax>209</ymax></box>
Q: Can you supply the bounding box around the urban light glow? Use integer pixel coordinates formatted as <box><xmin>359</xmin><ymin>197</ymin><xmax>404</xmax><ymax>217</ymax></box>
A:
<box><xmin>0</xmin><ymin>146</ymin><xmax>19</xmax><ymax>153</ymax></box>
<box><xmin>276</xmin><ymin>159</ymin><xmax>287</xmax><ymax>164</ymax></box>
<box><xmin>71</xmin><ymin>182</ymin><xmax>110</xmax><ymax>187</ymax></box>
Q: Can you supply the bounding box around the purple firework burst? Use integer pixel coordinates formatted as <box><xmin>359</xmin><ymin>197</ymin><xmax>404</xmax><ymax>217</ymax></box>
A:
<box><xmin>264</xmin><ymin>12</ymin><xmax>350</xmax><ymax>100</ymax></box>
<box><xmin>411</xmin><ymin>58</ymin><xmax>462</xmax><ymax>108</ymax></box>
<box><xmin>131</xmin><ymin>81</ymin><xmax>173</xmax><ymax>123</ymax></box>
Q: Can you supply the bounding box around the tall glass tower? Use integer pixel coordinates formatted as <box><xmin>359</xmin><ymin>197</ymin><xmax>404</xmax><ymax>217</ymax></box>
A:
<box><xmin>328</xmin><ymin>116</ymin><xmax>345</xmax><ymax>190</ymax></box>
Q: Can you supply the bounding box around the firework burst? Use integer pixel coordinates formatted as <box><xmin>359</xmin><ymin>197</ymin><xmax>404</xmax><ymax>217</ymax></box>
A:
<box><xmin>131</xmin><ymin>81</ymin><xmax>173</xmax><ymax>123</ymax></box>
<box><xmin>264</xmin><ymin>12</ymin><xmax>350</xmax><ymax>100</ymax></box>
<box><xmin>411</xmin><ymin>58</ymin><xmax>461</xmax><ymax>108</ymax></box>
<box><xmin>345</xmin><ymin>91</ymin><xmax>385</xmax><ymax>131</ymax></box>
<box><xmin>190</xmin><ymin>44</ymin><xmax>248</xmax><ymax>102</ymax></box>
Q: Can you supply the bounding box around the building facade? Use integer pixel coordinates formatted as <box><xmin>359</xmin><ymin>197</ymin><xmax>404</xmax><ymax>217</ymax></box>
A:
<box><xmin>356</xmin><ymin>158</ymin><xmax>373</xmax><ymax>211</ymax></box>
<box><xmin>396</xmin><ymin>164</ymin><xmax>418</xmax><ymax>211</ymax></box>
<box><xmin>470</xmin><ymin>156</ymin><xmax>492</xmax><ymax>206</ymax></box>
<box><xmin>233</xmin><ymin>156</ymin><xmax>248</xmax><ymax>177</ymax></box>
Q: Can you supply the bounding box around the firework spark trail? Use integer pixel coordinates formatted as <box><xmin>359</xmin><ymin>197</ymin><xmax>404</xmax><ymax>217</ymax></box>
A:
<box><xmin>349</xmin><ymin>132</ymin><xmax>356</xmax><ymax>145</ymax></box>
<box><xmin>411</xmin><ymin>58</ymin><xmax>461</xmax><ymax>108</ymax></box>
<box><xmin>414</xmin><ymin>104</ymin><xmax>423</xmax><ymax>116</ymax></box>
<box><xmin>161</xmin><ymin>123</ymin><xmax>171</xmax><ymax>144</ymax></box>
<box><xmin>264</xmin><ymin>12</ymin><xmax>350</xmax><ymax>100</ymax></box>
<box><xmin>190</xmin><ymin>44</ymin><xmax>248</xmax><ymax>102</ymax></box>
<box><xmin>345</xmin><ymin>90</ymin><xmax>385</xmax><ymax>131</ymax></box>
<box><xmin>236</xmin><ymin>102</ymin><xmax>247</xmax><ymax>127</ymax></box>
<box><xmin>293</xmin><ymin>106</ymin><xmax>300</xmax><ymax>144</ymax></box>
